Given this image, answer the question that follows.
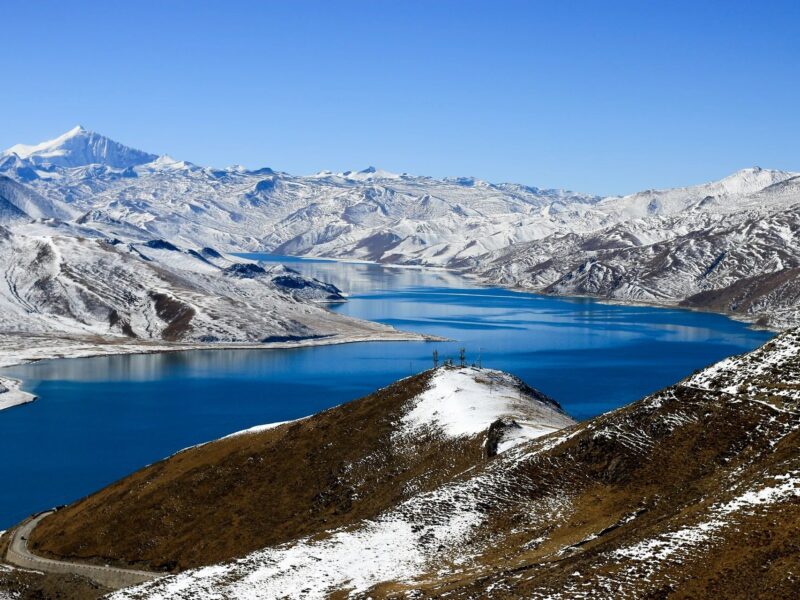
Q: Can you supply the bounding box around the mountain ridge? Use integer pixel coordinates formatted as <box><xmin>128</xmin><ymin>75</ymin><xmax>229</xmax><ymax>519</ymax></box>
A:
<box><xmin>27</xmin><ymin>367</ymin><xmax>573</xmax><ymax>573</ymax></box>
<box><xmin>2</xmin><ymin>126</ymin><xmax>158</xmax><ymax>170</ymax></box>
<box><xmin>2</xmin><ymin>127</ymin><xmax>799</xmax><ymax>330</ymax></box>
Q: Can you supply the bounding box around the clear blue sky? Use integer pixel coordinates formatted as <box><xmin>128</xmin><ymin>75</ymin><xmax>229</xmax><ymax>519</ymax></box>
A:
<box><xmin>2</xmin><ymin>0</ymin><xmax>798</xmax><ymax>195</ymax></box>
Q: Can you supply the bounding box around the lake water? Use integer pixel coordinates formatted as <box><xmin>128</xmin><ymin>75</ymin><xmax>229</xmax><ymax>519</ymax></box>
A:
<box><xmin>0</xmin><ymin>255</ymin><xmax>773</xmax><ymax>528</ymax></box>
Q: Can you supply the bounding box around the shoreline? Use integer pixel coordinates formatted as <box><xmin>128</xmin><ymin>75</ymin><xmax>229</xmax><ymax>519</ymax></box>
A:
<box><xmin>0</xmin><ymin>329</ymin><xmax>442</xmax><ymax>412</ymax></box>
<box><xmin>498</xmin><ymin>285</ymin><xmax>781</xmax><ymax>333</ymax></box>
<box><xmin>0</xmin><ymin>376</ymin><xmax>37</xmax><ymax>411</ymax></box>
<box><xmin>0</xmin><ymin>254</ymin><xmax>782</xmax><ymax>413</ymax></box>
<box><xmin>271</xmin><ymin>251</ymin><xmax>784</xmax><ymax>334</ymax></box>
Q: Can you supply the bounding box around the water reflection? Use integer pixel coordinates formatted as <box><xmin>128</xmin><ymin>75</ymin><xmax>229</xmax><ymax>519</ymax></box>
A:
<box><xmin>237</xmin><ymin>253</ymin><xmax>468</xmax><ymax>294</ymax></box>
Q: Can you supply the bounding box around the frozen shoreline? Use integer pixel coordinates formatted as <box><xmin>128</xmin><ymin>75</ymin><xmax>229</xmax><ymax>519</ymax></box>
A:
<box><xmin>0</xmin><ymin>376</ymin><xmax>36</xmax><ymax>411</ymax></box>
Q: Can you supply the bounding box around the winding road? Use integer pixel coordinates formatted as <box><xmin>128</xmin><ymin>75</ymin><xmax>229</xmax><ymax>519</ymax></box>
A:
<box><xmin>5</xmin><ymin>511</ymin><xmax>160</xmax><ymax>589</ymax></box>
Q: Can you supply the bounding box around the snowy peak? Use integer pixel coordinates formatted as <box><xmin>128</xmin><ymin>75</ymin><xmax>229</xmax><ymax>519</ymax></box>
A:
<box><xmin>401</xmin><ymin>366</ymin><xmax>574</xmax><ymax>452</ymax></box>
<box><xmin>3</xmin><ymin>126</ymin><xmax>158</xmax><ymax>169</ymax></box>
<box><xmin>137</xmin><ymin>154</ymin><xmax>196</xmax><ymax>172</ymax></box>
<box><xmin>597</xmin><ymin>166</ymin><xmax>800</xmax><ymax>219</ymax></box>
<box><xmin>714</xmin><ymin>166</ymin><xmax>796</xmax><ymax>196</ymax></box>
<box><xmin>341</xmin><ymin>166</ymin><xmax>403</xmax><ymax>181</ymax></box>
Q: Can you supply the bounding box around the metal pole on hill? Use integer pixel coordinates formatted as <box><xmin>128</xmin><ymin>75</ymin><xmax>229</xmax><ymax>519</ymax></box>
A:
<box><xmin>433</xmin><ymin>349</ymin><xmax>439</xmax><ymax>368</ymax></box>
<box><xmin>459</xmin><ymin>348</ymin><xmax>465</xmax><ymax>368</ymax></box>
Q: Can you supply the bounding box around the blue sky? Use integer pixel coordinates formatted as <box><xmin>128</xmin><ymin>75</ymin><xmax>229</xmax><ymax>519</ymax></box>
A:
<box><xmin>2</xmin><ymin>0</ymin><xmax>798</xmax><ymax>195</ymax></box>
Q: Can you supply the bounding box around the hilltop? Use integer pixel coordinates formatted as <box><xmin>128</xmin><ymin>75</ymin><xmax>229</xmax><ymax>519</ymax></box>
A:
<box><xmin>26</xmin><ymin>367</ymin><xmax>572</xmax><ymax>573</ymax></box>
<box><xmin>106</xmin><ymin>330</ymin><xmax>800</xmax><ymax>599</ymax></box>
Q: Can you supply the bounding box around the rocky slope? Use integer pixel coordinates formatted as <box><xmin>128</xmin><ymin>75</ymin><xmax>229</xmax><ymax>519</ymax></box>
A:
<box><xmin>4</xmin><ymin>128</ymin><xmax>800</xmax><ymax>328</ymax></box>
<box><xmin>479</xmin><ymin>199</ymin><xmax>800</xmax><ymax>328</ymax></box>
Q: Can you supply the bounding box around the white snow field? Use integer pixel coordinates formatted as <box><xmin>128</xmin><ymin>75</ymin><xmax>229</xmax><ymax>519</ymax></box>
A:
<box><xmin>0</xmin><ymin>376</ymin><xmax>35</xmax><ymax>410</ymax></box>
<box><xmin>400</xmin><ymin>366</ymin><xmax>574</xmax><ymax>452</ymax></box>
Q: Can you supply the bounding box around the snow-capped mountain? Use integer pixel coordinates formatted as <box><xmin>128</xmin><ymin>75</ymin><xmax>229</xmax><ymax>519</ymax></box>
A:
<box><xmin>2</xmin><ymin>127</ymin><xmax>800</xmax><ymax>328</ymax></box>
<box><xmin>593</xmin><ymin>166</ymin><xmax>798</xmax><ymax>219</ymax></box>
<box><xmin>0</xmin><ymin>127</ymin><xmax>603</xmax><ymax>266</ymax></box>
<box><xmin>0</xmin><ymin>129</ymin><xmax>442</xmax><ymax>375</ymax></box>
<box><xmin>0</xmin><ymin>226</ymin><xmax>406</xmax><ymax>365</ymax></box>
<box><xmin>2</xmin><ymin>126</ymin><xmax>158</xmax><ymax>169</ymax></box>
<box><xmin>478</xmin><ymin>174</ymin><xmax>800</xmax><ymax>328</ymax></box>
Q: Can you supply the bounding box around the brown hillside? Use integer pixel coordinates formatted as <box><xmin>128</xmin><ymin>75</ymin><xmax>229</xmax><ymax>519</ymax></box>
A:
<box><xmin>108</xmin><ymin>331</ymin><xmax>800</xmax><ymax>599</ymax></box>
<box><xmin>362</xmin><ymin>333</ymin><xmax>800</xmax><ymax>598</ymax></box>
<box><xmin>18</xmin><ymin>331</ymin><xmax>800</xmax><ymax>599</ymax></box>
<box><xmin>29</xmin><ymin>369</ymin><xmax>494</xmax><ymax>572</ymax></box>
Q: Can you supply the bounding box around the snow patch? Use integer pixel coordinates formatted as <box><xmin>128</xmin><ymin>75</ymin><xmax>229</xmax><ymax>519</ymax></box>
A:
<box><xmin>400</xmin><ymin>367</ymin><xmax>574</xmax><ymax>451</ymax></box>
<box><xmin>0</xmin><ymin>376</ymin><xmax>35</xmax><ymax>410</ymax></box>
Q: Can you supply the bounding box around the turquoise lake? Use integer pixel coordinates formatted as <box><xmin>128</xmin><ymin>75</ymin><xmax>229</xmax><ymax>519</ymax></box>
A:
<box><xmin>0</xmin><ymin>255</ymin><xmax>773</xmax><ymax>527</ymax></box>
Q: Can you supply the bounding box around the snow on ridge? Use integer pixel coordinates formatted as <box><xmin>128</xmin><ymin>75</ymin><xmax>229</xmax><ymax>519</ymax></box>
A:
<box><xmin>183</xmin><ymin>367</ymin><xmax>574</xmax><ymax>460</ymax></box>
<box><xmin>686</xmin><ymin>329</ymin><xmax>800</xmax><ymax>401</ymax></box>
<box><xmin>219</xmin><ymin>418</ymin><xmax>301</xmax><ymax>440</ymax></box>
<box><xmin>3</xmin><ymin>126</ymin><xmax>157</xmax><ymax>169</ymax></box>
<box><xmin>4</xmin><ymin>125</ymin><xmax>88</xmax><ymax>159</ymax></box>
<box><xmin>111</xmin><ymin>476</ymin><xmax>486</xmax><ymax>600</ymax></box>
<box><xmin>613</xmin><ymin>469</ymin><xmax>800</xmax><ymax>565</ymax></box>
<box><xmin>400</xmin><ymin>367</ymin><xmax>575</xmax><ymax>452</ymax></box>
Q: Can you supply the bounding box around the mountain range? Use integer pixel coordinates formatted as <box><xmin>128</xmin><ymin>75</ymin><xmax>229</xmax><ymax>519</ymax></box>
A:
<box><xmin>2</xmin><ymin>126</ymin><xmax>799</xmax><ymax>329</ymax></box>
<box><xmin>0</xmin><ymin>128</ymin><xmax>443</xmax><ymax>409</ymax></box>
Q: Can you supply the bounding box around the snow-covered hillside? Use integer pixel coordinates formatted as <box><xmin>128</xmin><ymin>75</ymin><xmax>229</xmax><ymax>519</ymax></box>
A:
<box><xmin>479</xmin><ymin>188</ymin><xmax>800</xmax><ymax>328</ymax></box>
<box><xmin>399</xmin><ymin>367</ymin><xmax>574</xmax><ymax>453</ymax></box>
<box><xmin>0</xmin><ymin>127</ymin><xmax>601</xmax><ymax>267</ymax></box>
<box><xmin>2</xmin><ymin>127</ymin><xmax>800</xmax><ymax>328</ymax></box>
<box><xmin>0</xmin><ymin>227</ymin><xmax>360</xmax><ymax>342</ymax></box>
<box><xmin>0</xmin><ymin>224</ymin><xmax>423</xmax><ymax>405</ymax></box>
<box><xmin>0</xmin><ymin>376</ymin><xmax>35</xmax><ymax>411</ymax></box>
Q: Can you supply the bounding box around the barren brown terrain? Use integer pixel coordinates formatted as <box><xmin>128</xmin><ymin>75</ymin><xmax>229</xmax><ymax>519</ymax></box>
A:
<box><xmin>29</xmin><ymin>370</ymin><xmax>493</xmax><ymax>572</ymax></box>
